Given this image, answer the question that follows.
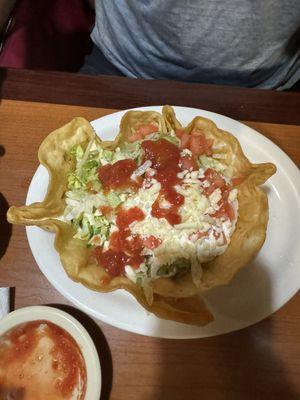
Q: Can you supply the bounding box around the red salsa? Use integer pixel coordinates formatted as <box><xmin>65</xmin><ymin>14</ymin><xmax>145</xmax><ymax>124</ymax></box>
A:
<box><xmin>0</xmin><ymin>320</ymin><xmax>87</xmax><ymax>400</ymax></box>
<box><xmin>142</xmin><ymin>139</ymin><xmax>184</xmax><ymax>225</ymax></box>
<box><xmin>94</xmin><ymin>207</ymin><xmax>145</xmax><ymax>277</ymax></box>
<box><xmin>98</xmin><ymin>158</ymin><xmax>140</xmax><ymax>191</ymax></box>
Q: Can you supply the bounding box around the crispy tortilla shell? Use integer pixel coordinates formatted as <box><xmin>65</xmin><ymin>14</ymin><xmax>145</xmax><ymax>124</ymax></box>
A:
<box><xmin>7</xmin><ymin>108</ymin><xmax>276</xmax><ymax>326</ymax></box>
<box><xmin>7</xmin><ymin>118</ymin><xmax>95</xmax><ymax>225</ymax></box>
<box><xmin>114</xmin><ymin>110</ymin><xmax>168</xmax><ymax>145</ymax></box>
<box><xmin>162</xmin><ymin>105</ymin><xmax>182</xmax><ymax>131</ymax></box>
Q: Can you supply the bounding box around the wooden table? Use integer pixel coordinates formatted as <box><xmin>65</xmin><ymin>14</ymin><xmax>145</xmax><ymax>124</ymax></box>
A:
<box><xmin>1</xmin><ymin>68</ymin><xmax>300</xmax><ymax>400</ymax></box>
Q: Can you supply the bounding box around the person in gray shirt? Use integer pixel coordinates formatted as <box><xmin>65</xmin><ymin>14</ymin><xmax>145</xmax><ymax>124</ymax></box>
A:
<box><xmin>81</xmin><ymin>0</ymin><xmax>300</xmax><ymax>90</ymax></box>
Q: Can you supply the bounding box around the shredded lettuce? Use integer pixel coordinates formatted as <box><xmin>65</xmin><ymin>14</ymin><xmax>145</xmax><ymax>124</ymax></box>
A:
<box><xmin>198</xmin><ymin>154</ymin><xmax>226</xmax><ymax>172</ymax></box>
<box><xmin>125</xmin><ymin>264</ymin><xmax>153</xmax><ymax>301</ymax></box>
<box><xmin>150</xmin><ymin>131</ymin><xmax>180</xmax><ymax>146</ymax></box>
<box><xmin>70</xmin><ymin>144</ymin><xmax>84</xmax><ymax>161</ymax></box>
<box><xmin>67</xmin><ymin>173</ymin><xmax>85</xmax><ymax>190</ymax></box>
<box><xmin>119</xmin><ymin>141</ymin><xmax>143</xmax><ymax>164</ymax></box>
<box><xmin>89</xmin><ymin>180</ymin><xmax>102</xmax><ymax>192</ymax></box>
<box><xmin>71</xmin><ymin>213</ymin><xmax>83</xmax><ymax>231</ymax></box>
<box><xmin>80</xmin><ymin>159</ymin><xmax>99</xmax><ymax>182</ymax></box>
<box><xmin>107</xmin><ymin>191</ymin><xmax>122</xmax><ymax>208</ymax></box>
<box><xmin>64</xmin><ymin>191</ymin><xmax>106</xmax><ymax>222</ymax></box>
<box><xmin>72</xmin><ymin>213</ymin><xmax>111</xmax><ymax>245</ymax></box>
<box><xmin>73</xmin><ymin>215</ymin><xmax>92</xmax><ymax>241</ymax></box>
<box><xmin>68</xmin><ymin>144</ymin><xmax>102</xmax><ymax>191</ymax></box>
<box><xmin>100</xmin><ymin>148</ymin><xmax>114</xmax><ymax>162</ymax></box>
<box><xmin>93</xmin><ymin>215</ymin><xmax>110</xmax><ymax>238</ymax></box>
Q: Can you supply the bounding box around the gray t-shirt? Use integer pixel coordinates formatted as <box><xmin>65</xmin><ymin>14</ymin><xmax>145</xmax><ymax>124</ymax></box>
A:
<box><xmin>91</xmin><ymin>0</ymin><xmax>300</xmax><ymax>89</ymax></box>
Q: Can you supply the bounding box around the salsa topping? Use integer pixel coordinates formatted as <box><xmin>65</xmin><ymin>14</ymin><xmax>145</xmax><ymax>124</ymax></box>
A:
<box><xmin>66</xmin><ymin>124</ymin><xmax>239</xmax><ymax>285</ymax></box>
<box><xmin>94</xmin><ymin>207</ymin><xmax>145</xmax><ymax>277</ymax></box>
<box><xmin>142</xmin><ymin>139</ymin><xmax>180</xmax><ymax>170</ymax></box>
<box><xmin>98</xmin><ymin>158</ymin><xmax>139</xmax><ymax>191</ymax></box>
<box><xmin>0</xmin><ymin>320</ymin><xmax>87</xmax><ymax>400</ymax></box>
<box><xmin>142</xmin><ymin>139</ymin><xmax>184</xmax><ymax>224</ymax></box>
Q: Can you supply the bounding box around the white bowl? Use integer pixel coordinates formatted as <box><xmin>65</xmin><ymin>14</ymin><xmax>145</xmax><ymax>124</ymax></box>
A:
<box><xmin>0</xmin><ymin>305</ymin><xmax>101</xmax><ymax>399</ymax></box>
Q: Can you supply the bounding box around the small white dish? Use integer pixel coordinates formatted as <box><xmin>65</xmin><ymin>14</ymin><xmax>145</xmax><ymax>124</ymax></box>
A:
<box><xmin>0</xmin><ymin>306</ymin><xmax>101</xmax><ymax>399</ymax></box>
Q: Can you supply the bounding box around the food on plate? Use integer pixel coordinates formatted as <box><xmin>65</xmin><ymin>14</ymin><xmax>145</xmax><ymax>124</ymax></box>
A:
<box><xmin>0</xmin><ymin>320</ymin><xmax>86</xmax><ymax>400</ymax></box>
<box><xmin>7</xmin><ymin>106</ymin><xmax>276</xmax><ymax>326</ymax></box>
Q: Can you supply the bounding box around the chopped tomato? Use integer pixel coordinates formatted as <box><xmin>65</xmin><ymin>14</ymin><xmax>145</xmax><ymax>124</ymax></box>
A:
<box><xmin>204</xmin><ymin>168</ymin><xmax>226</xmax><ymax>189</ymax></box>
<box><xmin>142</xmin><ymin>235</ymin><xmax>162</xmax><ymax>250</ymax></box>
<box><xmin>221</xmin><ymin>188</ymin><xmax>230</xmax><ymax>201</ymax></box>
<box><xmin>202</xmin><ymin>184</ymin><xmax>216</xmax><ymax>196</ymax></box>
<box><xmin>189</xmin><ymin>133</ymin><xmax>213</xmax><ymax>156</ymax></box>
<box><xmin>213</xmin><ymin>201</ymin><xmax>235</xmax><ymax>221</ymax></box>
<box><xmin>128</xmin><ymin>124</ymin><xmax>158</xmax><ymax>142</ymax></box>
<box><xmin>175</xmin><ymin>128</ymin><xmax>185</xmax><ymax>139</ymax></box>
<box><xmin>180</xmin><ymin>133</ymin><xmax>190</xmax><ymax>149</ymax></box>
<box><xmin>128</xmin><ymin>131</ymin><xmax>143</xmax><ymax>142</ymax></box>
<box><xmin>179</xmin><ymin>130</ymin><xmax>213</xmax><ymax>156</ymax></box>
<box><xmin>202</xmin><ymin>168</ymin><xmax>228</xmax><ymax>196</ymax></box>
<box><xmin>141</xmin><ymin>139</ymin><xmax>184</xmax><ymax>225</ymax></box>
<box><xmin>136</xmin><ymin>124</ymin><xmax>158</xmax><ymax>137</ymax></box>
<box><xmin>179</xmin><ymin>154</ymin><xmax>198</xmax><ymax>171</ymax></box>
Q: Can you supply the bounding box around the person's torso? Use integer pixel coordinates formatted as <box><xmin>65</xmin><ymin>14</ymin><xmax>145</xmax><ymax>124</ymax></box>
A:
<box><xmin>92</xmin><ymin>0</ymin><xmax>300</xmax><ymax>88</ymax></box>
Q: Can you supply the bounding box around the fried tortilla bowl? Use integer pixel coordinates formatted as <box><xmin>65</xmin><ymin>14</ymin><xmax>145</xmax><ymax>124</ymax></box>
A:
<box><xmin>7</xmin><ymin>107</ymin><xmax>276</xmax><ymax>327</ymax></box>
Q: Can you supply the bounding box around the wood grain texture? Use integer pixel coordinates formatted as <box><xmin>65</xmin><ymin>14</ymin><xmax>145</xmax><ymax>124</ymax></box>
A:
<box><xmin>1</xmin><ymin>67</ymin><xmax>300</xmax><ymax>125</ymax></box>
<box><xmin>1</xmin><ymin>100</ymin><xmax>300</xmax><ymax>400</ymax></box>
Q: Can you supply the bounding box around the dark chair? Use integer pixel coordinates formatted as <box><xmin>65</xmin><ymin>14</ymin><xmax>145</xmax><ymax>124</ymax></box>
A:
<box><xmin>0</xmin><ymin>0</ymin><xmax>94</xmax><ymax>72</ymax></box>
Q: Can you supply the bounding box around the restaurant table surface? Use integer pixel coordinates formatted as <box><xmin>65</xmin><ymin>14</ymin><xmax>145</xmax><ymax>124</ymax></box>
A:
<box><xmin>0</xmin><ymin>68</ymin><xmax>300</xmax><ymax>400</ymax></box>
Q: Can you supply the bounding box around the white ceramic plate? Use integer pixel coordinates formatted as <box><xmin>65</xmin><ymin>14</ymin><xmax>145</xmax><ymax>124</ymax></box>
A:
<box><xmin>25</xmin><ymin>106</ymin><xmax>300</xmax><ymax>339</ymax></box>
<box><xmin>0</xmin><ymin>306</ymin><xmax>101</xmax><ymax>399</ymax></box>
